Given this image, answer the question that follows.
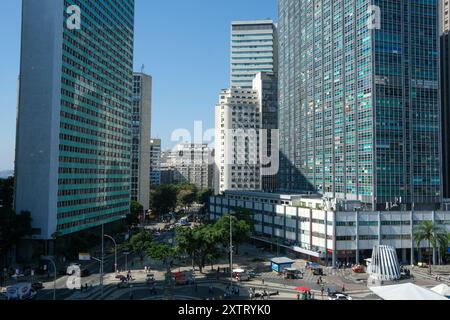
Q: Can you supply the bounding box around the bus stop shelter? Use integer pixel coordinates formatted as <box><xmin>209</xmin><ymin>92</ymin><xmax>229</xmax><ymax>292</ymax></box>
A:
<box><xmin>271</xmin><ymin>257</ymin><xmax>295</xmax><ymax>273</ymax></box>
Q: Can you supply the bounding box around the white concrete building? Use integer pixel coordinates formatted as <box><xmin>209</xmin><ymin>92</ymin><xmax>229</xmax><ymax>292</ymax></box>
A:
<box><xmin>161</xmin><ymin>144</ymin><xmax>212</xmax><ymax>190</ymax></box>
<box><xmin>209</xmin><ymin>191</ymin><xmax>450</xmax><ymax>266</ymax></box>
<box><xmin>214</xmin><ymin>88</ymin><xmax>261</xmax><ymax>194</ymax></box>
<box><xmin>131</xmin><ymin>73</ymin><xmax>152</xmax><ymax>211</ymax></box>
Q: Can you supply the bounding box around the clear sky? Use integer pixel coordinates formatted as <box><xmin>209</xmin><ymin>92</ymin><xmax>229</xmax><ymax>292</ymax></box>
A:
<box><xmin>0</xmin><ymin>0</ymin><xmax>277</xmax><ymax>171</ymax></box>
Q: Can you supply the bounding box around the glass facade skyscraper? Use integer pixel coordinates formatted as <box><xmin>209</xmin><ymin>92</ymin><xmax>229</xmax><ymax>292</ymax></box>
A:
<box><xmin>278</xmin><ymin>0</ymin><xmax>441</xmax><ymax>209</ymax></box>
<box><xmin>15</xmin><ymin>0</ymin><xmax>135</xmax><ymax>239</ymax></box>
<box><xmin>231</xmin><ymin>20</ymin><xmax>277</xmax><ymax>88</ymax></box>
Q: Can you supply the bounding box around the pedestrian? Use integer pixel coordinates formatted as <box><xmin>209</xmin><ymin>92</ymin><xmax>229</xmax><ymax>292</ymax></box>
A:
<box><xmin>85</xmin><ymin>283</ymin><xmax>88</xmax><ymax>291</ymax></box>
<box><xmin>342</xmin><ymin>284</ymin><xmax>345</xmax><ymax>292</ymax></box>
<box><xmin>297</xmin><ymin>294</ymin><xmax>300</xmax><ymax>300</ymax></box>
<box><xmin>262</xmin><ymin>279</ymin><xmax>265</xmax><ymax>285</ymax></box>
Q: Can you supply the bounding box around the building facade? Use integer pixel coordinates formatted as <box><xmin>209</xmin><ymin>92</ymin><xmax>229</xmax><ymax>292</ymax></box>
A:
<box><xmin>131</xmin><ymin>73</ymin><xmax>151</xmax><ymax>211</ymax></box>
<box><xmin>278</xmin><ymin>0</ymin><xmax>442</xmax><ymax>210</ymax></box>
<box><xmin>161</xmin><ymin>144</ymin><xmax>212</xmax><ymax>190</ymax></box>
<box><xmin>210</xmin><ymin>191</ymin><xmax>450</xmax><ymax>265</ymax></box>
<box><xmin>15</xmin><ymin>0</ymin><xmax>135</xmax><ymax>239</ymax></box>
<box><xmin>441</xmin><ymin>1</ymin><xmax>450</xmax><ymax>199</ymax></box>
<box><xmin>253</xmin><ymin>72</ymin><xmax>279</xmax><ymax>192</ymax></box>
<box><xmin>231</xmin><ymin>20</ymin><xmax>277</xmax><ymax>89</ymax></box>
<box><xmin>214</xmin><ymin>88</ymin><xmax>261</xmax><ymax>194</ymax></box>
<box><xmin>150</xmin><ymin>139</ymin><xmax>162</xmax><ymax>186</ymax></box>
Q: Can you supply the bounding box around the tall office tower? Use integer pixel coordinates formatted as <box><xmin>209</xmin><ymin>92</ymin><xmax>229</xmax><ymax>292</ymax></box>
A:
<box><xmin>253</xmin><ymin>72</ymin><xmax>278</xmax><ymax>192</ymax></box>
<box><xmin>442</xmin><ymin>0</ymin><xmax>450</xmax><ymax>199</ymax></box>
<box><xmin>231</xmin><ymin>20</ymin><xmax>277</xmax><ymax>89</ymax></box>
<box><xmin>131</xmin><ymin>73</ymin><xmax>151</xmax><ymax>211</ymax></box>
<box><xmin>150</xmin><ymin>139</ymin><xmax>162</xmax><ymax>186</ymax></box>
<box><xmin>214</xmin><ymin>88</ymin><xmax>261</xmax><ymax>194</ymax></box>
<box><xmin>278</xmin><ymin>0</ymin><xmax>441</xmax><ymax>210</ymax></box>
<box><xmin>14</xmin><ymin>0</ymin><xmax>135</xmax><ymax>240</ymax></box>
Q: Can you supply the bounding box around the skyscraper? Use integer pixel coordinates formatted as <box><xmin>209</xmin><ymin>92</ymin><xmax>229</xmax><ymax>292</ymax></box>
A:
<box><xmin>14</xmin><ymin>0</ymin><xmax>135</xmax><ymax>240</ymax></box>
<box><xmin>131</xmin><ymin>73</ymin><xmax>151</xmax><ymax>211</ymax></box>
<box><xmin>441</xmin><ymin>0</ymin><xmax>450</xmax><ymax>199</ymax></box>
<box><xmin>278</xmin><ymin>0</ymin><xmax>441</xmax><ymax>210</ymax></box>
<box><xmin>150</xmin><ymin>138</ymin><xmax>162</xmax><ymax>186</ymax></box>
<box><xmin>231</xmin><ymin>20</ymin><xmax>277</xmax><ymax>88</ymax></box>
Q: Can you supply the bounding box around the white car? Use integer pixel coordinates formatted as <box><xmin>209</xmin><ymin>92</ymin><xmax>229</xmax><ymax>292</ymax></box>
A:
<box><xmin>328</xmin><ymin>293</ymin><xmax>353</xmax><ymax>301</ymax></box>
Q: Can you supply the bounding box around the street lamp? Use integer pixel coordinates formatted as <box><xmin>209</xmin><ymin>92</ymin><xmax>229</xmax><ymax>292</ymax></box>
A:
<box><xmin>104</xmin><ymin>234</ymin><xmax>117</xmax><ymax>273</ymax></box>
<box><xmin>91</xmin><ymin>257</ymin><xmax>103</xmax><ymax>298</ymax></box>
<box><xmin>229</xmin><ymin>214</ymin><xmax>233</xmax><ymax>290</ymax></box>
<box><xmin>41</xmin><ymin>256</ymin><xmax>56</xmax><ymax>301</ymax></box>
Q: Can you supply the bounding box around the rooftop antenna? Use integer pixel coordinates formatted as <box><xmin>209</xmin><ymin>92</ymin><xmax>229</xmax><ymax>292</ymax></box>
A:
<box><xmin>141</xmin><ymin>64</ymin><xmax>145</xmax><ymax>73</ymax></box>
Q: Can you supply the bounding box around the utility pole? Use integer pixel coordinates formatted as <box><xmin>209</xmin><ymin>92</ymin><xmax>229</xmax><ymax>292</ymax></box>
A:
<box><xmin>230</xmin><ymin>214</ymin><xmax>233</xmax><ymax>289</ymax></box>
<box><xmin>101</xmin><ymin>223</ymin><xmax>104</xmax><ymax>297</ymax></box>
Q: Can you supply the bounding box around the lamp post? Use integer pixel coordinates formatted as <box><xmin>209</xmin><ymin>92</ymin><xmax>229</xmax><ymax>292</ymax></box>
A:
<box><xmin>230</xmin><ymin>214</ymin><xmax>233</xmax><ymax>290</ymax></box>
<box><xmin>41</xmin><ymin>256</ymin><xmax>56</xmax><ymax>300</ymax></box>
<box><xmin>91</xmin><ymin>257</ymin><xmax>103</xmax><ymax>298</ymax></box>
<box><xmin>104</xmin><ymin>234</ymin><xmax>117</xmax><ymax>273</ymax></box>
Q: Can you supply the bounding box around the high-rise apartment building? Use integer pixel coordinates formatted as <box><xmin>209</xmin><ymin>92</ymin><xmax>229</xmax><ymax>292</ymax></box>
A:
<box><xmin>173</xmin><ymin>144</ymin><xmax>212</xmax><ymax>190</ymax></box>
<box><xmin>150</xmin><ymin>139</ymin><xmax>162</xmax><ymax>186</ymax></box>
<box><xmin>214</xmin><ymin>88</ymin><xmax>261</xmax><ymax>194</ymax></box>
<box><xmin>231</xmin><ymin>20</ymin><xmax>277</xmax><ymax>88</ymax></box>
<box><xmin>278</xmin><ymin>0</ymin><xmax>441</xmax><ymax>210</ymax></box>
<box><xmin>14</xmin><ymin>0</ymin><xmax>135</xmax><ymax>239</ymax></box>
<box><xmin>131</xmin><ymin>73</ymin><xmax>151</xmax><ymax>211</ymax></box>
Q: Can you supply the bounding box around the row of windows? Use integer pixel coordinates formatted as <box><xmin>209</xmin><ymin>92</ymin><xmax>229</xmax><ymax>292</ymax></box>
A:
<box><xmin>59</xmin><ymin>144</ymin><xmax>129</xmax><ymax>161</ymax></box>
<box><xmin>60</xmin><ymin>122</ymin><xmax>131</xmax><ymax>146</ymax></box>
<box><xmin>57</xmin><ymin>210</ymin><xmax>127</xmax><ymax>231</ymax></box>
<box><xmin>58</xmin><ymin>193</ymin><xmax>129</xmax><ymax>208</ymax></box>
<box><xmin>58</xmin><ymin>185</ymin><xmax>129</xmax><ymax>197</ymax></box>
<box><xmin>57</xmin><ymin>202</ymin><xmax>129</xmax><ymax>220</ymax></box>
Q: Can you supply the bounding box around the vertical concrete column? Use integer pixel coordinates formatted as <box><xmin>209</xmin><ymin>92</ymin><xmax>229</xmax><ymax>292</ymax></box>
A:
<box><xmin>432</xmin><ymin>211</ymin><xmax>437</xmax><ymax>265</ymax></box>
<box><xmin>410</xmin><ymin>210</ymin><xmax>415</xmax><ymax>265</ymax></box>
<box><xmin>355</xmin><ymin>211</ymin><xmax>360</xmax><ymax>264</ymax></box>
<box><xmin>332</xmin><ymin>212</ymin><xmax>337</xmax><ymax>268</ymax></box>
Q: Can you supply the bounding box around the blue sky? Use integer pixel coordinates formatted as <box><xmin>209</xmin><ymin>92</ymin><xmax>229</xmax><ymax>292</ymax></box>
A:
<box><xmin>0</xmin><ymin>0</ymin><xmax>277</xmax><ymax>170</ymax></box>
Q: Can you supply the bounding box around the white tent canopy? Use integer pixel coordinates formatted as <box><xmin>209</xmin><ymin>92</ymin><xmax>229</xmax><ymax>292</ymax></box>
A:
<box><xmin>370</xmin><ymin>283</ymin><xmax>448</xmax><ymax>300</ymax></box>
<box><xmin>431</xmin><ymin>284</ymin><xmax>450</xmax><ymax>297</ymax></box>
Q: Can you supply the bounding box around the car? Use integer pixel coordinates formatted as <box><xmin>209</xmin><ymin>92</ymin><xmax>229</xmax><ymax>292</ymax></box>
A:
<box><xmin>6</xmin><ymin>283</ymin><xmax>37</xmax><ymax>301</ymax></box>
<box><xmin>328</xmin><ymin>293</ymin><xmax>352</xmax><ymax>301</ymax></box>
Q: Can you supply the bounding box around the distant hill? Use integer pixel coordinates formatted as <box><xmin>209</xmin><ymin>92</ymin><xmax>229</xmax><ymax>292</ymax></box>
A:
<box><xmin>0</xmin><ymin>170</ymin><xmax>14</xmax><ymax>179</ymax></box>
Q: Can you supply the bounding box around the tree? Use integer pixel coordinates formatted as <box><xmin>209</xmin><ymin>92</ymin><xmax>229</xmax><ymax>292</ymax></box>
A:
<box><xmin>197</xmin><ymin>189</ymin><xmax>213</xmax><ymax>206</ymax></box>
<box><xmin>0</xmin><ymin>177</ymin><xmax>14</xmax><ymax>209</ymax></box>
<box><xmin>177</xmin><ymin>189</ymin><xmax>197</xmax><ymax>210</ymax></box>
<box><xmin>127</xmin><ymin>201</ymin><xmax>143</xmax><ymax>227</ymax></box>
<box><xmin>414</xmin><ymin>221</ymin><xmax>448</xmax><ymax>274</ymax></box>
<box><xmin>128</xmin><ymin>231</ymin><xmax>153</xmax><ymax>262</ymax></box>
<box><xmin>0</xmin><ymin>209</ymin><xmax>32</xmax><ymax>267</ymax></box>
<box><xmin>150</xmin><ymin>185</ymin><xmax>178</xmax><ymax>215</ymax></box>
<box><xmin>175</xmin><ymin>225</ymin><xmax>222</xmax><ymax>273</ymax></box>
<box><xmin>232</xmin><ymin>207</ymin><xmax>254</xmax><ymax>231</ymax></box>
<box><xmin>214</xmin><ymin>214</ymin><xmax>251</xmax><ymax>255</ymax></box>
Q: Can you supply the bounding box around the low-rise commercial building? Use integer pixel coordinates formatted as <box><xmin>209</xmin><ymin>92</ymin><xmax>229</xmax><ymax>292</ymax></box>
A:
<box><xmin>209</xmin><ymin>191</ymin><xmax>450</xmax><ymax>266</ymax></box>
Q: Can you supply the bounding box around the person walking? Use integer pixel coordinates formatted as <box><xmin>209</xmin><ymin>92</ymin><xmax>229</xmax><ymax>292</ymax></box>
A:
<box><xmin>342</xmin><ymin>284</ymin><xmax>345</xmax><ymax>292</ymax></box>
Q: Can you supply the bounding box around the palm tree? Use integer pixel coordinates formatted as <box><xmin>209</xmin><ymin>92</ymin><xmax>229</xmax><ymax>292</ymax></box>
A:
<box><xmin>413</xmin><ymin>221</ymin><xmax>448</xmax><ymax>275</ymax></box>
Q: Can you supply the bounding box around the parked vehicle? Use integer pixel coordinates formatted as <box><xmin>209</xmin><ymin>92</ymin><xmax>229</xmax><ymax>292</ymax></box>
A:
<box><xmin>328</xmin><ymin>293</ymin><xmax>352</xmax><ymax>301</ymax></box>
<box><xmin>232</xmin><ymin>269</ymin><xmax>251</xmax><ymax>281</ymax></box>
<box><xmin>6</xmin><ymin>283</ymin><xmax>37</xmax><ymax>301</ymax></box>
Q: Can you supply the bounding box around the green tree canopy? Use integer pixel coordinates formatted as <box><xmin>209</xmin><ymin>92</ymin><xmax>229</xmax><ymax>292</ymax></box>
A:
<box><xmin>128</xmin><ymin>231</ymin><xmax>153</xmax><ymax>262</ymax></box>
<box><xmin>126</xmin><ymin>201</ymin><xmax>143</xmax><ymax>227</ymax></box>
<box><xmin>175</xmin><ymin>224</ymin><xmax>222</xmax><ymax>273</ymax></box>
<box><xmin>0</xmin><ymin>209</ymin><xmax>32</xmax><ymax>265</ymax></box>
<box><xmin>150</xmin><ymin>185</ymin><xmax>178</xmax><ymax>215</ymax></box>
<box><xmin>213</xmin><ymin>214</ymin><xmax>251</xmax><ymax>255</ymax></box>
